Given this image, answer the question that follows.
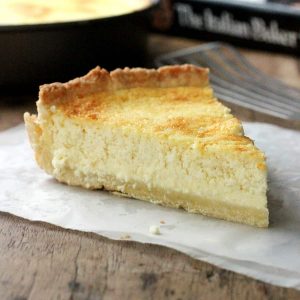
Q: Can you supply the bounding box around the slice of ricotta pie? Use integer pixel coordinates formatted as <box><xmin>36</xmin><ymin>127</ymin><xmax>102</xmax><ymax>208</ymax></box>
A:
<box><xmin>24</xmin><ymin>65</ymin><xmax>268</xmax><ymax>227</ymax></box>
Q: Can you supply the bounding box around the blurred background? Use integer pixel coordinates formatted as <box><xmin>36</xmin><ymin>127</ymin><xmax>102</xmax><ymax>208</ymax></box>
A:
<box><xmin>0</xmin><ymin>0</ymin><xmax>300</xmax><ymax>129</ymax></box>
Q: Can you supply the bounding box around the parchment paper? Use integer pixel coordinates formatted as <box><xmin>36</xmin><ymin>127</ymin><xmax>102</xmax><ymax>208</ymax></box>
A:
<box><xmin>0</xmin><ymin>123</ymin><xmax>299</xmax><ymax>289</ymax></box>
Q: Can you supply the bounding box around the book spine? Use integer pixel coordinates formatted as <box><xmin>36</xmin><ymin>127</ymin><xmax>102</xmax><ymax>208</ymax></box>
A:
<box><xmin>155</xmin><ymin>0</ymin><xmax>300</xmax><ymax>55</ymax></box>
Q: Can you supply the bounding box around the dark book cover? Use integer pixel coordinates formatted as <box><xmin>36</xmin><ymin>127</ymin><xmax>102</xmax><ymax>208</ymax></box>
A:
<box><xmin>152</xmin><ymin>0</ymin><xmax>300</xmax><ymax>55</ymax></box>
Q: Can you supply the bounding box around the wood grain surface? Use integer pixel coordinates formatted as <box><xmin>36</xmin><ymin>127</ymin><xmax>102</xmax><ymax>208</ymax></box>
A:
<box><xmin>0</xmin><ymin>34</ymin><xmax>299</xmax><ymax>300</ymax></box>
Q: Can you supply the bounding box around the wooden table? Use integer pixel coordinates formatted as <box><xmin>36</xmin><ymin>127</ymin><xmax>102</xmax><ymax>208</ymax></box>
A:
<box><xmin>0</xmin><ymin>34</ymin><xmax>299</xmax><ymax>300</ymax></box>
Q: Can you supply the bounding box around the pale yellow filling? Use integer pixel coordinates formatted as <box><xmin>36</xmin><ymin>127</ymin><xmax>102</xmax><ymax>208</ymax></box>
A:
<box><xmin>25</xmin><ymin>107</ymin><xmax>268</xmax><ymax>227</ymax></box>
<box><xmin>24</xmin><ymin>84</ymin><xmax>268</xmax><ymax>227</ymax></box>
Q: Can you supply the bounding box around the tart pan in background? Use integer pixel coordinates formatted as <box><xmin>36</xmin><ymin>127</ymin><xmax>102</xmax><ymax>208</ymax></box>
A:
<box><xmin>0</xmin><ymin>1</ymin><xmax>158</xmax><ymax>93</ymax></box>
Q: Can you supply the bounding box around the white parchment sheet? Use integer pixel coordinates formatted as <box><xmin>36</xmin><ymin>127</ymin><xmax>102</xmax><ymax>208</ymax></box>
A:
<box><xmin>0</xmin><ymin>123</ymin><xmax>299</xmax><ymax>289</ymax></box>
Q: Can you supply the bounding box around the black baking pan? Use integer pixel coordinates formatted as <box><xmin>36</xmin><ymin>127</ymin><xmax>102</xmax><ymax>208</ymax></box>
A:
<box><xmin>0</xmin><ymin>1</ymin><xmax>159</xmax><ymax>93</ymax></box>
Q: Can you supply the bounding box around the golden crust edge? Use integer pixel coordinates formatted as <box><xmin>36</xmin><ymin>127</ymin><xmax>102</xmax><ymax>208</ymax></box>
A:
<box><xmin>38</xmin><ymin>64</ymin><xmax>210</xmax><ymax>105</ymax></box>
<box><xmin>24</xmin><ymin>113</ymin><xmax>53</xmax><ymax>174</ymax></box>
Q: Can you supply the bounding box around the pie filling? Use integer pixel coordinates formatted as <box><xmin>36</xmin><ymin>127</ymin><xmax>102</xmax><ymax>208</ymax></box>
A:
<box><xmin>24</xmin><ymin>65</ymin><xmax>268</xmax><ymax>227</ymax></box>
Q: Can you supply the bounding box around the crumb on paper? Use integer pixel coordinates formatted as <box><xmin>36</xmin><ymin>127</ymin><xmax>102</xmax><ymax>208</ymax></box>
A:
<box><xmin>160</xmin><ymin>220</ymin><xmax>165</xmax><ymax>224</ymax></box>
<box><xmin>120</xmin><ymin>234</ymin><xmax>131</xmax><ymax>240</ymax></box>
<box><xmin>149</xmin><ymin>225</ymin><xmax>160</xmax><ymax>235</ymax></box>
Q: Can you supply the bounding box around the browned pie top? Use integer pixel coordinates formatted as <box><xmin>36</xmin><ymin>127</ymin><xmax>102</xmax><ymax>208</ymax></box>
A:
<box><xmin>36</xmin><ymin>65</ymin><xmax>266</xmax><ymax>165</ymax></box>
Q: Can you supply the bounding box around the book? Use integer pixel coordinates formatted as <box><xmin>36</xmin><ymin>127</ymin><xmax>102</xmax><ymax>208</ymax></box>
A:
<box><xmin>152</xmin><ymin>0</ymin><xmax>300</xmax><ymax>55</ymax></box>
